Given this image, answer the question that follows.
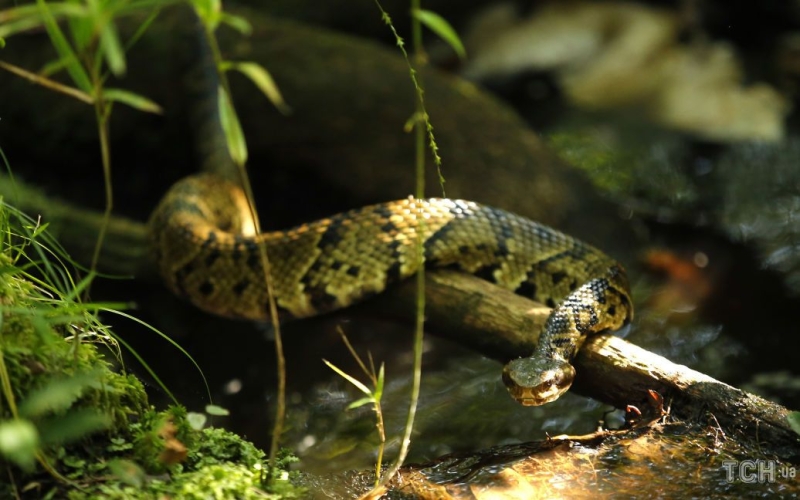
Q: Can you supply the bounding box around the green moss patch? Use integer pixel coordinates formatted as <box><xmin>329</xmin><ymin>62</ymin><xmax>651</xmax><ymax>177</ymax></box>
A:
<box><xmin>0</xmin><ymin>205</ymin><xmax>302</xmax><ymax>498</ymax></box>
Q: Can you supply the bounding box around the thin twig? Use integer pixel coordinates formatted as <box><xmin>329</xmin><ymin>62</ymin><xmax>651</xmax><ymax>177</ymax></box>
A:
<box><xmin>0</xmin><ymin>60</ymin><xmax>94</xmax><ymax>104</ymax></box>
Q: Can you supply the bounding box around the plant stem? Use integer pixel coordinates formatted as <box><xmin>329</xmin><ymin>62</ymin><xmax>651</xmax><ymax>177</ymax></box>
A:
<box><xmin>374</xmin><ymin>403</ymin><xmax>386</xmax><ymax>484</ymax></box>
<box><xmin>0</xmin><ymin>337</ymin><xmax>19</xmax><ymax>419</ymax></box>
<box><xmin>88</xmin><ymin>99</ymin><xmax>112</xmax><ymax>283</ymax></box>
<box><xmin>371</xmin><ymin>0</ymin><xmax>427</xmax><ymax>490</ymax></box>
<box><xmin>200</xmin><ymin>20</ymin><xmax>287</xmax><ymax>482</ymax></box>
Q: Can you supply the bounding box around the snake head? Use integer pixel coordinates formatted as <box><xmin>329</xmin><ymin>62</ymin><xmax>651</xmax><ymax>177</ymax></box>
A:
<box><xmin>502</xmin><ymin>355</ymin><xmax>576</xmax><ymax>406</ymax></box>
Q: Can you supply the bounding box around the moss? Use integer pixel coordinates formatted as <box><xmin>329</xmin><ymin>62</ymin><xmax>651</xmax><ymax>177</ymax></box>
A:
<box><xmin>63</xmin><ymin>411</ymin><xmax>303</xmax><ymax>499</ymax></box>
<box><xmin>0</xmin><ymin>205</ymin><xmax>303</xmax><ymax>498</ymax></box>
<box><xmin>159</xmin><ymin>463</ymin><xmax>265</xmax><ymax>499</ymax></box>
<box><xmin>188</xmin><ymin>427</ymin><xmax>266</xmax><ymax>469</ymax></box>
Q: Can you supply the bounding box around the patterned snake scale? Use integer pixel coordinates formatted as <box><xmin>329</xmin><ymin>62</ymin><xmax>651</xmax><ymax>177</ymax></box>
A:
<box><xmin>148</xmin><ymin>174</ymin><xmax>633</xmax><ymax>405</ymax></box>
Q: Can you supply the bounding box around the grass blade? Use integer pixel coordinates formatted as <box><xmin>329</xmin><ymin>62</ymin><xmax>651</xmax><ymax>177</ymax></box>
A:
<box><xmin>0</xmin><ymin>16</ymin><xmax>46</xmax><ymax>39</ymax></box>
<box><xmin>62</xmin><ymin>270</ymin><xmax>96</xmax><ymax>302</ymax></box>
<box><xmin>347</xmin><ymin>397</ymin><xmax>374</xmax><ymax>410</ymax></box>
<box><xmin>0</xmin><ymin>2</ymin><xmax>87</xmax><ymax>26</ymax></box>
<box><xmin>35</xmin><ymin>0</ymin><xmax>92</xmax><ymax>93</ymax></box>
<box><xmin>122</xmin><ymin>6</ymin><xmax>162</xmax><ymax>51</ymax></box>
<box><xmin>106</xmin><ymin>332</ymin><xmax>178</xmax><ymax>405</ymax></box>
<box><xmin>217</xmin><ymin>85</ymin><xmax>248</xmax><ymax>165</ymax></box>
<box><xmin>374</xmin><ymin>363</ymin><xmax>385</xmax><ymax>401</ymax></box>
<box><xmin>323</xmin><ymin>359</ymin><xmax>372</xmax><ymax>396</ymax></box>
<box><xmin>222</xmin><ymin>61</ymin><xmax>290</xmax><ymax>115</ymax></box>
<box><xmin>104</xmin><ymin>88</ymin><xmax>162</xmax><ymax>113</ymax></box>
<box><xmin>100</xmin><ymin>308</ymin><xmax>212</xmax><ymax>404</ymax></box>
<box><xmin>219</xmin><ymin>12</ymin><xmax>251</xmax><ymax>35</ymax></box>
<box><xmin>412</xmin><ymin>9</ymin><xmax>466</xmax><ymax>60</ymax></box>
<box><xmin>99</xmin><ymin>19</ymin><xmax>126</xmax><ymax>77</ymax></box>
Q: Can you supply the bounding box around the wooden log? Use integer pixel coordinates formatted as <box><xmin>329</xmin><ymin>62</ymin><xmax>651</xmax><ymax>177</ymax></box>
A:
<box><xmin>366</xmin><ymin>270</ymin><xmax>800</xmax><ymax>462</ymax></box>
<box><xmin>1</xmin><ymin>7</ymin><xmax>796</xmax><ymax>462</ymax></box>
<box><xmin>4</xmin><ymin>175</ymin><xmax>795</xmax><ymax>460</ymax></box>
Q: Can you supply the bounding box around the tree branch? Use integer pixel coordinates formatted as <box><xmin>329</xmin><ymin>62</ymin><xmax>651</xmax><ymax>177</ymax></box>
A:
<box><xmin>1</xmin><ymin>172</ymin><xmax>797</xmax><ymax>461</ymax></box>
<box><xmin>367</xmin><ymin>270</ymin><xmax>800</xmax><ymax>461</ymax></box>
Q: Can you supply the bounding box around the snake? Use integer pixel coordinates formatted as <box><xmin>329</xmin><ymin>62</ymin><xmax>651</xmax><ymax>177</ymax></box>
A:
<box><xmin>148</xmin><ymin>173</ymin><xmax>633</xmax><ymax>406</ymax></box>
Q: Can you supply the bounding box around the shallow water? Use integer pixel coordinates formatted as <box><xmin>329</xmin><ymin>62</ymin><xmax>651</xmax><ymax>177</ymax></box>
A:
<box><xmin>299</xmin><ymin>420</ymin><xmax>800</xmax><ymax>498</ymax></box>
<box><xmin>4</xmin><ymin>2</ymin><xmax>800</xmax><ymax>497</ymax></box>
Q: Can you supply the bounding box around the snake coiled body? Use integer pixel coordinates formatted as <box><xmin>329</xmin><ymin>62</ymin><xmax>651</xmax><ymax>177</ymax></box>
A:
<box><xmin>149</xmin><ymin>174</ymin><xmax>633</xmax><ymax>405</ymax></box>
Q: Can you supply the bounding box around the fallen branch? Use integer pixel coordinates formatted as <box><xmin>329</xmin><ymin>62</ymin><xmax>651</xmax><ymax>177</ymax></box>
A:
<box><xmin>2</xmin><ymin>172</ymin><xmax>798</xmax><ymax>461</ymax></box>
<box><xmin>367</xmin><ymin>271</ymin><xmax>800</xmax><ymax>462</ymax></box>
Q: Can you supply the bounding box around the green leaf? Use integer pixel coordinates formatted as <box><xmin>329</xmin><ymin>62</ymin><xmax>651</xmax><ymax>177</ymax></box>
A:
<box><xmin>403</xmin><ymin>111</ymin><xmax>424</xmax><ymax>133</ymax></box>
<box><xmin>186</xmin><ymin>412</ymin><xmax>207</xmax><ymax>431</ymax></box>
<box><xmin>221</xmin><ymin>61</ymin><xmax>290</xmax><ymax>115</ymax></box>
<box><xmin>0</xmin><ymin>3</ymin><xmax>44</xmax><ymax>22</ymax></box>
<box><xmin>412</xmin><ymin>9</ymin><xmax>466</xmax><ymax>60</ymax></box>
<box><xmin>67</xmin><ymin>9</ymin><xmax>93</xmax><ymax>52</ymax></box>
<box><xmin>788</xmin><ymin>411</ymin><xmax>800</xmax><ymax>436</ymax></box>
<box><xmin>36</xmin><ymin>0</ymin><xmax>92</xmax><ymax>93</ymax></box>
<box><xmin>323</xmin><ymin>359</ymin><xmax>372</xmax><ymax>396</ymax></box>
<box><xmin>347</xmin><ymin>397</ymin><xmax>375</xmax><ymax>410</ymax></box>
<box><xmin>191</xmin><ymin>0</ymin><xmax>221</xmax><ymax>17</ymax></box>
<box><xmin>374</xmin><ymin>363</ymin><xmax>385</xmax><ymax>402</ymax></box>
<box><xmin>37</xmin><ymin>408</ymin><xmax>111</xmax><ymax>445</ymax></box>
<box><xmin>108</xmin><ymin>459</ymin><xmax>145</xmax><ymax>488</ymax></box>
<box><xmin>0</xmin><ymin>419</ymin><xmax>39</xmax><ymax>471</ymax></box>
<box><xmin>0</xmin><ymin>16</ymin><xmax>46</xmax><ymax>40</ymax></box>
<box><xmin>103</xmin><ymin>88</ymin><xmax>162</xmax><ymax>114</ymax></box>
<box><xmin>120</xmin><ymin>5</ymin><xmax>163</xmax><ymax>52</ymax></box>
<box><xmin>217</xmin><ymin>86</ymin><xmax>248</xmax><ymax>166</ymax></box>
<box><xmin>0</xmin><ymin>3</ymin><xmax>88</xmax><ymax>20</ymax></box>
<box><xmin>0</xmin><ymin>3</ymin><xmax>87</xmax><ymax>40</ymax></box>
<box><xmin>190</xmin><ymin>0</ymin><xmax>221</xmax><ymax>30</ymax></box>
<box><xmin>107</xmin><ymin>437</ymin><xmax>133</xmax><ymax>452</ymax></box>
<box><xmin>62</xmin><ymin>455</ymin><xmax>85</xmax><ymax>468</ymax></box>
<box><xmin>205</xmin><ymin>404</ymin><xmax>229</xmax><ymax>416</ymax></box>
<box><xmin>19</xmin><ymin>370</ymin><xmax>104</xmax><ymax>418</ymax></box>
<box><xmin>219</xmin><ymin>12</ymin><xmax>251</xmax><ymax>35</ymax></box>
<box><xmin>99</xmin><ymin>19</ymin><xmax>126</xmax><ymax>77</ymax></box>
